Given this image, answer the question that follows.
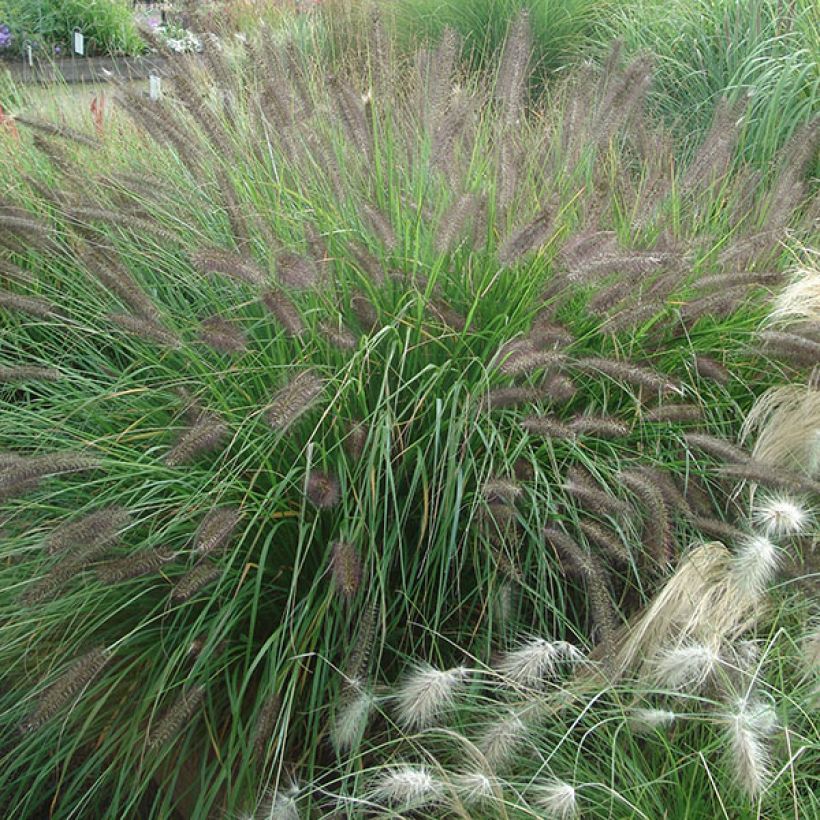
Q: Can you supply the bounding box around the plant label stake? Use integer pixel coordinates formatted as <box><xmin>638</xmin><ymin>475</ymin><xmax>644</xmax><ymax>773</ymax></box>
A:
<box><xmin>72</xmin><ymin>29</ymin><xmax>84</xmax><ymax>57</ymax></box>
<box><xmin>26</xmin><ymin>43</ymin><xmax>33</xmax><ymax>67</ymax></box>
<box><xmin>149</xmin><ymin>75</ymin><xmax>162</xmax><ymax>101</ymax></box>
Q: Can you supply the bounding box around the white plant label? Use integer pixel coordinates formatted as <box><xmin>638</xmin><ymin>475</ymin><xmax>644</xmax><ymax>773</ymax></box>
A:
<box><xmin>73</xmin><ymin>31</ymin><xmax>84</xmax><ymax>56</ymax></box>
<box><xmin>26</xmin><ymin>44</ymin><xmax>33</xmax><ymax>67</ymax></box>
<box><xmin>149</xmin><ymin>75</ymin><xmax>162</xmax><ymax>101</ymax></box>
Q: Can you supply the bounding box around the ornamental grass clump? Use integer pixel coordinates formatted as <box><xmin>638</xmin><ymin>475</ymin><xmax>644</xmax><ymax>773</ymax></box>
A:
<box><xmin>0</xmin><ymin>11</ymin><xmax>817</xmax><ymax>818</ymax></box>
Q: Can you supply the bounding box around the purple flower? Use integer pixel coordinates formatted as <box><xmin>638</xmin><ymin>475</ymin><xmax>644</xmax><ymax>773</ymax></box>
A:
<box><xmin>147</xmin><ymin>16</ymin><xmax>161</xmax><ymax>29</ymax></box>
<box><xmin>0</xmin><ymin>24</ymin><xmax>12</xmax><ymax>49</ymax></box>
<box><xmin>54</xmin><ymin>45</ymin><xmax>62</xmax><ymax>54</ymax></box>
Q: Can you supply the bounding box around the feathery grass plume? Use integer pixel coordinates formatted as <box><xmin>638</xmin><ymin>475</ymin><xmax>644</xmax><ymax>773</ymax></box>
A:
<box><xmin>360</xmin><ymin>203</ymin><xmax>397</xmax><ymax>251</ymax></box>
<box><xmin>636</xmin><ymin>466</ymin><xmax>692</xmax><ymax>518</ymax></box>
<box><xmin>331</xmin><ymin>683</ymin><xmax>375</xmax><ymax>753</ymax></box>
<box><xmin>257</xmin><ymin>784</ymin><xmax>300</xmax><ymax>820</ymax></box>
<box><xmin>569</xmin><ymin>414</ymin><xmax>630</xmax><ymax>438</ymax></box>
<box><xmin>483</xmin><ymin>478</ymin><xmax>522</xmax><ymax>505</ymax></box>
<box><xmin>64</xmin><ymin>207</ymin><xmax>181</xmax><ymax>246</ymax></box>
<box><xmin>718</xmin><ymin>461</ymin><xmax>820</xmax><ymax>497</ymax></box>
<box><xmin>564</xmin><ymin>468</ymin><xmax>632</xmax><ymax>518</ymax></box>
<box><xmin>0</xmin><ymin>289</ymin><xmax>58</xmax><ymax>320</ymax></box>
<box><xmin>80</xmin><ymin>245</ymin><xmax>161</xmax><ymax>321</ymax></box>
<box><xmin>544</xmin><ymin>527</ymin><xmax>618</xmax><ymax>649</ymax></box>
<box><xmin>306</xmin><ymin>469</ymin><xmax>341</xmax><ymax>509</ymax></box>
<box><xmin>751</xmin><ymin>494</ymin><xmax>811</xmax><ymax>538</ymax></box>
<box><xmin>680</xmin><ymin>285</ymin><xmax>754</xmax><ymax>325</ymax></box>
<box><xmin>20</xmin><ymin>570</ymin><xmax>70</xmax><ymax>607</ymax></box>
<box><xmin>495</xmin><ymin>10</ymin><xmax>532</xmax><ymax>125</ymax></box>
<box><xmin>0</xmin><ymin>258</ymin><xmax>35</xmax><ymax>285</ymax></box>
<box><xmin>0</xmin><ymin>210</ymin><xmax>56</xmax><ymax>247</ymax></box>
<box><xmin>480</xmin><ymin>386</ymin><xmax>541</xmax><ymax>412</ymax></box>
<box><xmin>529</xmin><ymin>779</ymin><xmax>578</xmax><ymax>819</ymax></box>
<box><xmin>330</xmin><ymin>539</ymin><xmax>361</xmax><ymax>602</ymax></box>
<box><xmin>95</xmin><ymin>547</ymin><xmax>175</xmax><ymax>584</ymax></box>
<box><xmin>600</xmin><ymin>301</ymin><xmax>665</xmax><ymax>335</ymax></box>
<box><xmin>195</xmin><ymin>507</ymin><xmax>241</xmax><ymax>555</ymax></box>
<box><xmin>0</xmin><ymin>366</ymin><xmax>60</xmax><ymax>383</ymax></box>
<box><xmin>566</xmin><ymin>250</ymin><xmax>675</xmax><ymax>285</ymax></box>
<box><xmin>349</xmin><ymin>241</ymin><xmax>386</xmax><ymax>287</ymax></box>
<box><xmin>691</xmin><ymin>516</ymin><xmax>747</xmax><ymax>544</ymax></box>
<box><xmin>496</xmin><ymin>638</ymin><xmax>583</xmax><ymax>689</ymax></box>
<box><xmin>276</xmin><ymin>252</ymin><xmax>319</xmax><ymax>290</ymax></box>
<box><xmin>344</xmin><ymin>420</ymin><xmax>368</xmax><ymax>461</ymax></box>
<box><xmin>758</xmin><ymin>330</ymin><xmax>820</xmax><ymax>367</ymax></box>
<box><xmin>574</xmin><ymin>357</ymin><xmax>679</xmax><ymax>394</ymax></box>
<box><xmin>684</xmin><ymin>432</ymin><xmax>752</xmax><ymax>464</ymax></box>
<box><xmin>319</xmin><ymin>319</ymin><xmax>358</xmax><ymax>351</ymax></box>
<box><xmin>394</xmin><ymin>664</ymin><xmax>469</xmax><ymax>731</ymax></box>
<box><xmin>350</xmin><ymin>290</ymin><xmax>379</xmax><ymax>332</ymax></box>
<box><xmin>451</xmin><ymin>771</ymin><xmax>500</xmax><ymax>809</ymax></box>
<box><xmin>628</xmin><ymin>707</ymin><xmax>677</xmax><ymax>735</ymax></box>
<box><xmin>253</xmin><ymin>692</ymin><xmax>281</xmax><ymax>764</ymax></box>
<box><xmin>694</xmin><ymin>354</ymin><xmax>731</xmax><ymax>384</ymax></box>
<box><xmin>20</xmin><ymin>646</ymin><xmax>111</xmax><ymax>733</ymax></box>
<box><xmin>579</xmin><ymin>519</ymin><xmax>631</xmax><ymax>564</ymax></box>
<box><xmin>0</xmin><ymin>453</ymin><xmax>101</xmax><ymax>501</ymax></box>
<box><xmin>729</xmin><ymin>535</ymin><xmax>780</xmax><ymax>598</ymax></box>
<box><xmin>769</xmin><ymin>262</ymin><xmax>820</xmax><ymax>325</ymax></box>
<box><xmin>645</xmin><ymin>403</ymin><xmax>704</xmax><ymax>423</ymax></box>
<box><xmin>45</xmin><ymin>506</ymin><xmax>131</xmax><ymax>555</ymax></box>
<box><xmin>147</xmin><ymin>684</ymin><xmax>206</xmax><ymax>749</ymax></box>
<box><xmin>261</xmin><ymin>288</ymin><xmax>305</xmax><ymax>338</ymax></box>
<box><xmin>500</xmin><ymin>349</ymin><xmax>565</xmax><ymax>377</ymax></box>
<box><xmin>436</xmin><ymin>192</ymin><xmax>482</xmax><ymax>254</ymax></box>
<box><xmin>478</xmin><ymin>706</ymin><xmax>531</xmax><ymax>771</ymax></box>
<box><xmin>191</xmin><ymin>248</ymin><xmax>268</xmax><ymax>288</ymax></box>
<box><xmin>726</xmin><ymin>697</ymin><xmax>775</xmax><ymax>799</ymax></box>
<box><xmin>585</xmin><ymin>278</ymin><xmax>633</xmax><ymax>316</ymax></box>
<box><xmin>171</xmin><ymin>560</ymin><xmax>222</xmax><ymax>602</ymax></box>
<box><xmin>521</xmin><ymin>415</ymin><xmax>575</xmax><ymax>439</ymax></box>
<box><xmin>265</xmin><ymin>369</ymin><xmax>326</xmax><ymax>432</ymax></box>
<box><xmin>165</xmin><ymin>414</ymin><xmax>229</xmax><ymax>467</ymax></box>
<box><xmin>652</xmin><ymin>641</ymin><xmax>721</xmax><ymax>692</ymax></box>
<box><xmin>13</xmin><ymin>114</ymin><xmax>101</xmax><ymax>148</ymax></box>
<box><xmin>694</xmin><ymin>270</ymin><xmax>784</xmax><ymax>291</ymax></box>
<box><xmin>427</xmin><ymin>299</ymin><xmax>468</xmax><ymax>332</ymax></box>
<box><xmin>369</xmin><ymin>765</ymin><xmax>444</xmax><ymax>811</ymax></box>
<box><xmin>498</xmin><ymin>206</ymin><xmax>554</xmax><ymax>267</ymax></box>
<box><xmin>345</xmin><ymin>598</ymin><xmax>380</xmax><ymax>686</ymax></box>
<box><xmin>198</xmin><ymin>316</ymin><xmax>247</xmax><ymax>355</ymax></box>
<box><xmin>542</xmin><ymin>373</ymin><xmax>578</xmax><ymax>403</ymax></box>
<box><xmin>531</xmin><ymin>315</ymin><xmax>574</xmax><ymax>349</ymax></box>
<box><xmin>328</xmin><ymin>74</ymin><xmax>372</xmax><ymax>162</ymax></box>
<box><xmin>107</xmin><ymin>313</ymin><xmax>182</xmax><ymax>349</ymax></box>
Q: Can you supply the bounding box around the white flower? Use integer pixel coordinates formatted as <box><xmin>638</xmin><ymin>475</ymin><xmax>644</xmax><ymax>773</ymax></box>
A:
<box><xmin>496</xmin><ymin>638</ymin><xmax>584</xmax><ymax>689</ymax></box>
<box><xmin>394</xmin><ymin>663</ymin><xmax>469</xmax><ymax>730</ymax></box>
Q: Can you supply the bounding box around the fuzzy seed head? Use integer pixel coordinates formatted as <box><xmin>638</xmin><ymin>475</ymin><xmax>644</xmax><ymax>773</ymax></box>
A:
<box><xmin>628</xmin><ymin>707</ymin><xmax>677</xmax><ymax>735</ymax></box>
<box><xmin>394</xmin><ymin>663</ymin><xmax>469</xmax><ymax>730</ymax></box>
<box><xmin>478</xmin><ymin>708</ymin><xmax>528</xmax><ymax>770</ymax></box>
<box><xmin>653</xmin><ymin>642</ymin><xmax>721</xmax><ymax>691</ymax></box>
<box><xmin>306</xmin><ymin>469</ymin><xmax>341</xmax><ymax>509</ymax></box>
<box><xmin>369</xmin><ymin>765</ymin><xmax>444</xmax><ymax>809</ymax></box>
<box><xmin>730</xmin><ymin>535</ymin><xmax>780</xmax><ymax>597</ymax></box>
<box><xmin>530</xmin><ymin>779</ymin><xmax>578</xmax><ymax>819</ymax></box>
<box><xmin>452</xmin><ymin>771</ymin><xmax>498</xmax><ymax>807</ymax></box>
<box><xmin>752</xmin><ymin>494</ymin><xmax>811</xmax><ymax>538</ymax></box>
<box><xmin>727</xmin><ymin>697</ymin><xmax>775</xmax><ymax>799</ymax></box>
<box><xmin>496</xmin><ymin>638</ymin><xmax>584</xmax><ymax>688</ymax></box>
<box><xmin>331</xmin><ymin>686</ymin><xmax>375</xmax><ymax>753</ymax></box>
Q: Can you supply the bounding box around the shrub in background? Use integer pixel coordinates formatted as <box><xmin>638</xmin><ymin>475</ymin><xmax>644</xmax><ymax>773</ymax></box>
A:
<box><xmin>0</xmin><ymin>12</ymin><xmax>817</xmax><ymax>818</ymax></box>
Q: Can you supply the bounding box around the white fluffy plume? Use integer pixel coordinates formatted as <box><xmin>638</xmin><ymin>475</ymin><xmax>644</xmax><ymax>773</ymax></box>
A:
<box><xmin>729</xmin><ymin>535</ymin><xmax>780</xmax><ymax>597</ymax></box>
<box><xmin>628</xmin><ymin>707</ymin><xmax>677</xmax><ymax>735</ymax></box>
<box><xmin>331</xmin><ymin>687</ymin><xmax>376</xmax><ymax>753</ymax></box>
<box><xmin>653</xmin><ymin>642</ymin><xmax>722</xmax><ymax>692</ymax></box>
<box><xmin>530</xmin><ymin>779</ymin><xmax>579</xmax><ymax>818</ymax></box>
<box><xmin>451</xmin><ymin>770</ymin><xmax>500</xmax><ymax>807</ymax></box>
<box><xmin>394</xmin><ymin>663</ymin><xmax>469</xmax><ymax>730</ymax></box>
<box><xmin>752</xmin><ymin>494</ymin><xmax>812</xmax><ymax>538</ymax></box>
<box><xmin>726</xmin><ymin>697</ymin><xmax>777</xmax><ymax>799</ymax></box>
<box><xmin>496</xmin><ymin>637</ymin><xmax>584</xmax><ymax>688</ymax></box>
<box><xmin>368</xmin><ymin>765</ymin><xmax>444</xmax><ymax>810</ymax></box>
<box><xmin>477</xmin><ymin>706</ymin><xmax>531</xmax><ymax>771</ymax></box>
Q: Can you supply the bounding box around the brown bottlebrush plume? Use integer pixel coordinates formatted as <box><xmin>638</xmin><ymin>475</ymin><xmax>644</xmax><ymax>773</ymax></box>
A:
<box><xmin>0</xmin><ymin>453</ymin><xmax>101</xmax><ymax>502</ymax></box>
<box><xmin>0</xmin><ymin>209</ymin><xmax>56</xmax><ymax>247</ymax></box>
<box><xmin>350</xmin><ymin>291</ymin><xmax>379</xmax><ymax>332</ymax></box>
<box><xmin>600</xmin><ymin>301</ymin><xmax>664</xmax><ymax>335</ymax></box>
<box><xmin>436</xmin><ymin>192</ymin><xmax>482</xmax><ymax>253</ymax></box>
<box><xmin>684</xmin><ymin>432</ymin><xmax>751</xmax><ymax>464</ymax></box>
<box><xmin>345</xmin><ymin>420</ymin><xmax>369</xmax><ymax>461</ymax></box>
<box><xmin>483</xmin><ymin>478</ymin><xmax>522</xmax><ymax>505</ymax></box>
<box><xmin>530</xmin><ymin>314</ymin><xmax>574</xmax><ymax>349</ymax></box>
<box><xmin>20</xmin><ymin>647</ymin><xmax>111</xmax><ymax>733</ymax></box>
<box><xmin>565</xmin><ymin>250</ymin><xmax>675</xmax><ymax>285</ymax></box>
<box><xmin>431</xmin><ymin>89</ymin><xmax>476</xmax><ymax>185</ymax></box>
<box><xmin>0</xmin><ymin>366</ymin><xmax>60</xmax><ymax>383</ymax></box>
<box><xmin>0</xmin><ymin>258</ymin><xmax>35</xmax><ymax>285</ymax></box>
<box><xmin>578</xmin><ymin>519</ymin><xmax>630</xmax><ymax>565</ymax></box>
<box><xmin>319</xmin><ymin>320</ymin><xmax>358</xmax><ymax>351</ymax></box>
<box><xmin>480</xmin><ymin>386</ymin><xmax>541</xmax><ymax>413</ymax></box>
<box><xmin>421</xmin><ymin>26</ymin><xmax>460</xmax><ymax>131</ymax></box>
<box><xmin>694</xmin><ymin>271</ymin><xmax>784</xmax><ymax>292</ymax></box>
<box><xmin>328</xmin><ymin>74</ymin><xmax>372</xmax><ymax>162</ymax></box>
<box><xmin>253</xmin><ymin>692</ymin><xmax>282</xmax><ymax>764</ymax></box>
<box><xmin>542</xmin><ymin>373</ymin><xmax>578</xmax><ymax>403</ymax></box>
<box><xmin>543</xmin><ymin>527</ymin><xmax>617</xmax><ymax>649</ymax></box>
<box><xmin>197</xmin><ymin>316</ymin><xmax>247</xmax><ymax>355</ymax></box>
<box><xmin>680</xmin><ymin>475</ymin><xmax>717</xmax><ymax>519</ymax></box>
<box><xmin>560</xmin><ymin>230</ymin><xmax>618</xmax><ymax>267</ymax></box>
<box><xmin>586</xmin><ymin>278</ymin><xmax>633</xmax><ymax>315</ymax></box>
<box><xmin>261</xmin><ymin>288</ymin><xmax>305</xmax><ymax>338</ymax></box>
<box><xmin>495</xmin><ymin>10</ymin><xmax>532</xmax><ymax>124</ymax></box>
<box><xmin>569</xmin><ymin>414</ymin><xmax>630</xmax><ymax>438</ymax></box>
<box><xmin>591</xmin><ymin>54</ymin><xmax>653</xmax><ymax>148</ymax></box>
<box><xmin>498</xmin><ymin>206</ymin><xmax>555</xmax><ymax>267</ymax></box>
<box><xmin>717</xmin><ymin>229</ymin><xmax>781</xmax><ymax>269</ymax></box>
<box><xmin>13</xmin><ymin>114</ymin><xmax>100</xmax><ymax>148</ymax></box>
<box><xmin>190</xmin><ymin>248</ymin><xmax>268</xmax><ymax>288</ymax></box>
<box><xmin>619</xmin><ymin>470</ymin><xmax>669</xmax><ymax>567</ymax></box>
<box><xmin>574</xmin><ymin>357</ymin><xmax>679</xmax><ymax>394</ymax></box>
<box><xmin>635</xmin><ymin>466</ymin><xmax>692</xmax><ymax>518</ymax></box>
<box><xmin>30</xmin><ymin>134</ymin><xmax>77</xmax><ymax>178</ymax></box>
<box><xmin>276</xmin><ymin>252</ymin><xmax>319</xmax><ymax>290</ymax></box>
<box><xmin>306</xmin><ymin>469</ymin><xmax>341</xmax><ymax>509</ymax></box>
<box><xmin>498</xmin><ymin>345</ymin><xmax>565</xmax><ymax>377</ymax></box>
<box><xmin>331</xmin><ymin>540</ymin><xmax>362</xmax><ymax>602</ymax></box>
<box><xmin>0</xmin><ymin>289</ymin><xmax>58</xmax><ymax>320</ymax></box>
<box><xmin>645</xmin><ymin>403</ymin><xmax>704</xmax><ymax>423</ymax></box>
<box><xmin>165</xmin><ymin>414</ymin><xmax>229</xmax><ymax>467</ymax></box>
<box><xmin>565</xmin><ymin>466</ymin><xmax>632</xmax><ymax>518</ymax></box>
<box><xmin>718</xmin><ymin>462</ymin><xmax>820</xmax><ymax>497</ymax></box>
<box><xmin>194</xmin><ymin>507</ymin><xmax>241</xmax><ymax>555</ymax></box>
<box><xmin>345</xmin><ymin>599</ymin><xmax>380</xmax><ymax>685</ymax></box>
<box><xmin>361</xmin><ymin>203</ymin><xmax>397</xmax><ymax>251</ymax></box>
<box><xmin>96</xmin><ymin>547</ymin><xmax>176</xmax><ymax>584</ymax></box>
<box><xmin>107</xmin><ymin>313</ymin><xmax>182</xmax><ymax>349</ymax></box>
<box><xmin>496</xmin><ymin>139</ymin><xmax>521</xmax><ymax>215</ymax></box>
<box><xmin>171</xmin><ymin>560</ymin><xmax>223</xmax><ymax>602</ymax></box>
<box><xmin>46</xmin><ymin>506</ymin><xmax>131</xmax><ymax>555</ymax></box>
<box><xmin>680</xmin><ymin>285</ymin><xmax>754</xmax><ymax>325</ymax></box>
<box><xmin>691</xmin><ymin>516</ymin><xmax>747</xmax><ymax>544</ymax></box>
<box><xmin>20</xmin><ymin>570</ymin><xmax>71</xmax><ymax>607</ymax></box>
<box><xmin>427</xmin><ymin>299</ymin><xmax>467</xmax><ymax>331</ymax></box>
<box><xmin>266</xmin><ymin>369</ymin><xmax>326</xmax><ymax>431</ymax></box>
<box><xmin>64</xmin><ymin>207</ymin><xmax>181</xmax><ymax>246</ymax></box>
<box><xmin>349</xmin><ymin>242</ymin><xmax>386</xmax><ymax>286</ymax></box>
<box><xmin>694</xmin><ymin>355</ymin><xmax>731</xmax><ymax>384</ymax></box>
<box><xmin>81</xmin><ymin>245</ymin><xmax>161</xmax><ymax>321</ymax></box>
<box><xmin>521</xmin><ymin>415</ymin><xmax>575</xmax><ymax>439</ymax></box>
<box><xmin>147</xmin><ymin>685</ymin><xmax>206</xmax><ymax>749</ymax></box>
<box><xmin>480</xmin><ymin>500</ymin><xmax>519</xmax><ymax>547</ymax></box>
<box><xmin>758</xmin><ymin>330</ymin><xmax>820</xmax><ymax>367</ymax></box>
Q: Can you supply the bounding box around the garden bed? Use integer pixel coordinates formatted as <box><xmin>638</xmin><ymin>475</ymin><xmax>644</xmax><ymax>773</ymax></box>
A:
<box><xmin>5</xmin><ymin>53</ymin><xmax>177</xmax><ymax>84</ymax></box>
